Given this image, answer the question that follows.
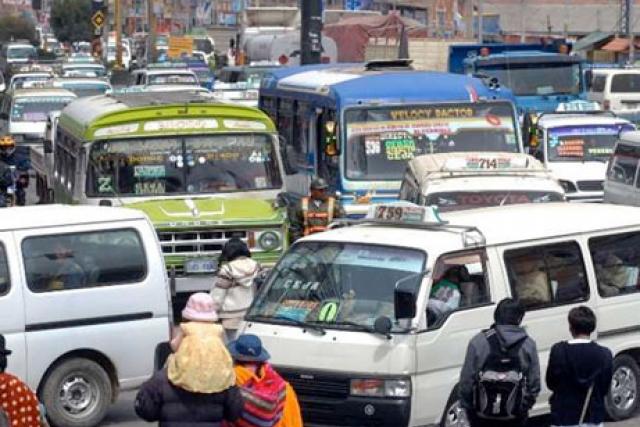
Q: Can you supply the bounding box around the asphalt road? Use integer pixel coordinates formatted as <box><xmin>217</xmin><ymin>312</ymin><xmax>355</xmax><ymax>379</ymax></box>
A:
<box><xmin>102</xmin><ymin>391</ymin><xmax>640</xmax><ymax>427</ymax></box>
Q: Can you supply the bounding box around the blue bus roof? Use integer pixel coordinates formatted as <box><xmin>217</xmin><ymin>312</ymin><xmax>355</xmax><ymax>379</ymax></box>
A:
<box><xmin>260</xmin><ymin>63</ymin><xmax>515</xmax><ymax>108</ymax></box>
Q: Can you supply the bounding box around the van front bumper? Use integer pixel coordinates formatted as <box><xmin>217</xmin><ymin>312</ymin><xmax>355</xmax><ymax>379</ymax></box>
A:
<box><xmin>301</xmin><ymin>395</ymin><xmax>411</xmax><ymax>427</ymax></box>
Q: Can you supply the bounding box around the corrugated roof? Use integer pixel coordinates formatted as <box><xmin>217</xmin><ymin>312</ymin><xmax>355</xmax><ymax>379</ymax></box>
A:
<box><xmin>573</xmin><ymin>31</ymin><xmax>612</xmax><ymax>51</ymax></box>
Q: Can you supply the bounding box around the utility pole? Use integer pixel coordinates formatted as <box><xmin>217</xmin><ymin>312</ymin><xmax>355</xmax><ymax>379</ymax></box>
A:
<box><xmin>114</xmin><ymin>0</ymin><xmax>123</xmax><ymax>69</ymax></box>
<box><xmin>520</xmin><ymin>0</ymin><xmax>526</xmax><ymax>42</ymax></box>
<box><xmin>300</xmin><ymin>0</ymin><xmax>322</xmax><ymax>65</ymax></box>
<box><xmin>147</xmin><ymin>0</ymin><xmax>157</xmax><ymax>64</ymax></box>
<box><xmin>477</xmin><ymin>0</ymin><xmax>483</xmax><ymax>43</ymax></box>
<box><xmin>627</xmin><ymin>0</ymin><xmax>635</xmax><ymax>64</ymax></box>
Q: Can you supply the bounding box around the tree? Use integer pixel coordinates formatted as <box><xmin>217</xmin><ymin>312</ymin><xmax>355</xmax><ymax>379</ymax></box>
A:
<box><xmin>51</xmin><ymin>0</ymin><xmax>93</xmax><ymax>43</ymax></box>
<box><xmin>0</xmin><ymin>15</ymin><xmax>36</xmax><ymax>44</ymax></box>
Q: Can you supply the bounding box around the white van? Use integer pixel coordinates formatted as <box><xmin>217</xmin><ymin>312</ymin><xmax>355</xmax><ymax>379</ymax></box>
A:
<box><xmin>604</xmin><ymin>131</ymin><xmax>640</xmax><ymax>205</ymax></box>
<box><xmin>534</xmin><ymin>112</ymin><xmax>635</xmax><ymax>201</ymax></box>
<box><xmin>0</xmin><ymin>205</ymin><xmax>170</xmax><ymax>427</ymax></box>
<box><xmin>399</xmin><ymin>152</ymin><xmax>565</xmax><ymax>210</ymax></box>
<box><xmin>243</xmin><ymin>202</ymin><xmax>640</xmax><ymax>426</ymax></box>
<box><xmin>588</xmin><ymin>69</ymin><xmax>640</xmax><ymax>114</ymax></box>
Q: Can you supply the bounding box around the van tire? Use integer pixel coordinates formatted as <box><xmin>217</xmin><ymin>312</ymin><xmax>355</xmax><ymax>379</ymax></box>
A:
<box><xmin>606</xmin><ymin>354</ymin><xmax>640</xmax><ymax>421</ymax></box>
<box><xmin>440</xmin><ymin>387</ymin><xmax>469</xmax><ymax>427</ymax></box>
<box><xmin>40</xmin><ymin>358</ymin><xmax>112</xmax><ymax>427</ymax></box>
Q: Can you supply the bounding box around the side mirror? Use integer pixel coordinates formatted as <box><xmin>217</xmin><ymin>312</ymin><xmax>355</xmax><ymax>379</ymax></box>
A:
<box><xmin>394</xmin><ymin>286</ymin><xmax>417</xmax><ymax>320</ymax></box>
<box><xmin>280</xmin><ymin>140</ymin><xmax>299</xmax><ymax>175</ymax></box>
<box><xmin>254</xmin><ymin>268</ymin><xmax>272</xmax><ymax>290</ymax></box>
<box><xmin>0</xmin><ymin>112</ymin><xmax>8</xmax><ymax>120</ymax></box>
<box><xmin>43</xmin><ymin>139</ymin><xmax>52</xmax><ymax>154</ymax></box>
<box><xmin>373</xmin><ymin>316</ymin><xmax>392</xmax><ymax>339</ymax></box>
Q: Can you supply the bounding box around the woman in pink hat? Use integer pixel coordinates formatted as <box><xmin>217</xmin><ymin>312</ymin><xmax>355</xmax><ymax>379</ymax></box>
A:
<box><xmin>135</xmin><ymin>293</ymin><xmax>243</xmax><ymax>426</ymax></box>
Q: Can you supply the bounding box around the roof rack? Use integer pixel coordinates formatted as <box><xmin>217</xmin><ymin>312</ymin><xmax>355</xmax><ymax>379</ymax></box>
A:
<box><xmin>364</xmin><ymin>59</ymin><xmax>413</xmax><ymax>71</ymax></box>
<box><xmin>329</xmin><ymin>218</ymin><xmax>486</xmax><ymax>248</ymax></box>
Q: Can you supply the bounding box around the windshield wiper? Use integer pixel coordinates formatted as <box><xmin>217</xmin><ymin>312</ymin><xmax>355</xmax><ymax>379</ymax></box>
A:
<box><xmin>329</xmin><ymin>320</ymin><xmax>392</xmax><ymax>340</ymax></box>
<box><xmin>252</xmin><ymin>314</ymin><xmax>327</xmax><ymax>335</ymax></box>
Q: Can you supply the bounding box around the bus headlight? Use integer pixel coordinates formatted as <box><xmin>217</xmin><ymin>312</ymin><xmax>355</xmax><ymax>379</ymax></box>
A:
<box><xmin>258</xmin><ymin>231</ymin><xmax>281</xmax><ymax>251</ymax></box>
<box><xmin>350</xmin><ymin>378</ymin><xmax>411</xmax><ymax>398</ymax></box>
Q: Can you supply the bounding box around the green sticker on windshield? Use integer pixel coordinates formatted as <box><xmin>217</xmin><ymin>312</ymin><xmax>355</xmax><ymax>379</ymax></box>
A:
<box><xmin>318</xmin><ymin>301</ymin><xmax>340</xmax><ymax>322</ymax></box>
<box><xmin>134</xmin><ymin>165</ymin><xmax>166</xmax><ymax>178</ymax></box>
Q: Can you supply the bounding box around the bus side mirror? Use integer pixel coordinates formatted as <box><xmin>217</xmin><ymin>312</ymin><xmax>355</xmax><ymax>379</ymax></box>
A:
<box><xmin>0</xmin><ymin>112</ymin><xmax>7</xmax><ymax>120</ymax></box>
<box><xmin>394</xmin><ymin>286</ymin><xmax>417</xmax><ymax>320</ymax></box>
<box><xmin>279</xmin><ymin>137</ymin><xmax>298</xmax><ymax>175</ymax></box>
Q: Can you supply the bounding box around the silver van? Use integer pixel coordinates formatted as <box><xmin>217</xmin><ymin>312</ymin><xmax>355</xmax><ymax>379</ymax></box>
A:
<box><xmin>604</xmin><ymin>132</ymin><xmax>640</xmax><ymax>206</ymax></box>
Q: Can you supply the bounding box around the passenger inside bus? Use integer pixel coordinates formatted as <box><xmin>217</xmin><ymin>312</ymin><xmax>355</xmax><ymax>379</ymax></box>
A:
<box><xmin>510</xmin><ymin>256</ymin><xmax>550</xmax><ymax>307</ymax></box>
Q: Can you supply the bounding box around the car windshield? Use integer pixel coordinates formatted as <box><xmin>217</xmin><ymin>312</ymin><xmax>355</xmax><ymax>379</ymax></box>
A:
<box><xmin>344</xmin><ymin>102</ymin><xmax>520</xmax><ymax>181</ymax></box>
<box><xmin>193</xmin><ymin>69</ymin><xmax>213</xmax><ymax>82</ymax></box>
<box><xmin>147</xmin><ymin>73</ymin><xmax>198</xmax><ymax>85</ymax></box>
<box><xmin>247</xmin><ymin>242</ymin><xmax>425</xmax><ymax>332</ymax></box>
<box><xmin>87</xmin><ymin>134</ymin><xmax>282</xmax><ymax>197</ymax></box>
<box><xmin>547</xmin><ymin>124</ymin><xmax>635</xmax><ymax>162</ymax></box>
<box><xmin>8</xmin><ymin>46</ymin><xmax>36</xmax><ymax>60</ymax></box>
<box><xmin>11</xmin><ymin>75</ymin><xmax>51</xmax><ymax>89</ymax></box>
<box><xmin>193</xmin><ymin>39</ymin><xmax>213</xmax><ymax>54</ymax></box>
<box><xmin>479</xmin><ymin>63</ymin><xmax>581</xmax><ymax>96</ymax></box>
<box><xmin>11</xmin><ymin>97</ymin><xmax>75</xmax><ymax>122</ymax></box>
<box><xmin>64</xmin><ymin>66</ymin><xmax>106</xmax><ymax>77</ymax></box>
<box><xmin>63</xmin><ymin>84</ymin><xmax>110</xmax><ymax>97</ymax></box>
<box><xmin>425</xmin><ymin>190</ymin><xmax>564</xmax><ymax>212</ymax></box>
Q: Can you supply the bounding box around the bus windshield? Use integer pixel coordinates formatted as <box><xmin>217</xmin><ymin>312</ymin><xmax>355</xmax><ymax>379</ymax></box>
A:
<box><xmin>87</xmin><ymin>134</ymin><xmax>282</xmax><ymax>197</ymax></box>
<box><xmin>344</xmin><ymin>102</ymin><xmax>519</xmax><ymax>181</ymax></box>
<box><xmin>547</xmin><ymin>125</ymin><xmax>635</xmax><ymax>162</ymax></box>
<box><xmin>11</xmin><ymin>97</ymin><xmax>75</xmax><ymax>122</ymax></box>
<box><xmin>8</xmin><ymin>46</ymin><xmax>36</xmax><ymax>60</ymax></box>
<box><xmin>147</xmin><ymin>73</ymin><xmax>198</xmax><ymax>85</ymax></box>
<box><xmin>425</xmin><ymin>190</ymin><xmax>564</xmax><ymax>212</ymax></box>
<box><xmin>247</xmin><ymin>242</ymin><xmax>425</xmax><ymax>332</ymax></box>
<box><xmin>479</xmin><ymin>63</ymin><xmax>581</xmax><ymax>96</ymax></box>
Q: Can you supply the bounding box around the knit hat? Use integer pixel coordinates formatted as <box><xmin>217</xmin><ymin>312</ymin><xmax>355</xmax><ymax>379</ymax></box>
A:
<box><xmin>182</xmin><ymin>293</ymin><xmax>218</xmax><ymax>322</ymax></box>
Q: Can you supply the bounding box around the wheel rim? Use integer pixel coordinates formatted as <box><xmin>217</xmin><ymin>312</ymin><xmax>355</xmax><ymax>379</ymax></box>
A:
<box><xmin>610</xmin><ymin>365</ymin><xmax>638</xmax><ymax>412</ymax></box>
<box><xmin>444</xmin><ymin>400</ymin><xmax>470</xmax><ymax>427</ymax></box>
<box><xmin>58</xmin><ymin>373</ymin><xmax>100</xmax><ymax>418</ymax></box>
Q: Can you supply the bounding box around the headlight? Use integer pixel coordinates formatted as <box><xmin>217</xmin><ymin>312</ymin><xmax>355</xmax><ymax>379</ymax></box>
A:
<box><xmin>258</xmin><ymin>231</ymin><xmax>280</xmax><ymax>251</ymax></box>
<box><xmin>350</xmin><ymin>378</ymin><xmax>411</xmax><ymax>398</ymax></box>
<box><xmin>559</xmin><ymin>180</ymin><xmax>577</xmax><ymax>193</ymax></box>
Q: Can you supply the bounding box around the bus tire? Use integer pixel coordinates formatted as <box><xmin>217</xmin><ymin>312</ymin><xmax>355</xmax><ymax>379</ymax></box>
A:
<box><xmin>41</xmin><ymin>358</ymin><xmax>112</xmax><ymax>427</ymax></box>
<box><xmin>440</xmin><ymin>386</ymin><xmax>469</xmax><ymax>427</ymax></box>
<box><xmin>606</xmin><ymin>354</ymin><xmax>640</xmax><ymax>421</ymax></box>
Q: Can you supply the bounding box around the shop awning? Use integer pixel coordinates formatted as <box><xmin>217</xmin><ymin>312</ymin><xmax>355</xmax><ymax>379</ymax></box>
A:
<box><xmin>573</xmin><ymin>31</ymin><xmax>612</xmax><ymax>51</ymax></box>
<box><xmin>601</xmin><ymin>37</ymin><xmax>640</xmax><ymax>52</ymax></box>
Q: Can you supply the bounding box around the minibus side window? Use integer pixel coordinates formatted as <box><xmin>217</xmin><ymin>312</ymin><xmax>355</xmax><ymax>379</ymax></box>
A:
<box><xmin>399</xmin><ymin>172</ymin><xmax>419</xmax><ymax>203</ymax></box>
<box><xmin>590</xmin><ymin>231</ymin><xmax>640</xmax><ymax>298</ymax></box>
<box><xmin>504</xmin><ymin>242</ymin><xmax>589</xmax><ymax>310</ymax></box>
<box><xmin>0</xmin><ymin>244</ymin><xmax>10</xmax><ymax>296</ymax></box>
<box><xmin>608</xmin><ymin>143</ymin><xmax>640</xmax><ymax>186</ymax></box>
<box><xmin>22</xmin><ymin>229</ymin><xmax>147</xmax><ymax>293</ymax></box>
<box><xmin>427</xmin><ymin>250</ymin><xmax>491</xmax><ymax>329</ymax></box>
<box><xmin>591</xmin><ymin>75</ymin><xmax>606</xmax><ymax>93</ymax></box>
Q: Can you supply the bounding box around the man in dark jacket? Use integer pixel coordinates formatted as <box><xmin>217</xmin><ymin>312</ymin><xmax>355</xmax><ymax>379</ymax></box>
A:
<box><xmin>135</xmin><ymin>368</ymin><xmax>244</xmax><ymax>427</ymax></box>
<box><xmin>546</xmin><ymin>306</ymin><xmax>613</xmax><ymax>427</ymax></box>
<box><xmin>459</xmin><ymin>298</ymin><xmax>541</xmax><ymax>427</ymax></box>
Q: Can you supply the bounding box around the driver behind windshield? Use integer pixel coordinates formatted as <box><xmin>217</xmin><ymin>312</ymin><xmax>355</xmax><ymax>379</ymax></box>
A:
<box><xmin>428</xmin><ymin>266</ymin><xmax>463</xmax><ymax>321</ymax></box>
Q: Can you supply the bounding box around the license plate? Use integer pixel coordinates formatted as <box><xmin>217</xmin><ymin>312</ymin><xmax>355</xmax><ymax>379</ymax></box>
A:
<box><xmin>184</xmin><ymin>258</ymin><xmax>218</xmax><ymax>274</ymax></box>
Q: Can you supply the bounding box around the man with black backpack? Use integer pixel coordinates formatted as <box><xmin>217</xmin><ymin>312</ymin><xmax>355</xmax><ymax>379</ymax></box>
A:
<box><xmin>459</xmin><ymin>298</ymin><xmax>541</xmax><ymax>427</ymax></box>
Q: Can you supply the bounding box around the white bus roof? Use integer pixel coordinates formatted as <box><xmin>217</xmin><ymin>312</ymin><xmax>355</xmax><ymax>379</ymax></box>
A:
<box><xmin>306</xmin><ymin>203</ymin><xmax>640</xmax><ymax>250</ymax></box>
<box><xmin>408</xmin><ymin>152</ymin><xmax>546</xmax><ymax>182</ymax></box>
<box><xmin>0</xmin><ymin>205</ymin><xmax>146</xmax><ymax>232</ymax></box>
<box><xmin>537</xmin><ymin>114</ymin><xmax>632</xmax><ymax>129</ymax></box>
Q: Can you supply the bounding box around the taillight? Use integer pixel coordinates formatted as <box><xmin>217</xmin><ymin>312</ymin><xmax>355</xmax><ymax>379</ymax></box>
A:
<box><xmin>603</xmin><ymin>100</ymin><xmax>611</xmax><ymax>110</ymax></box>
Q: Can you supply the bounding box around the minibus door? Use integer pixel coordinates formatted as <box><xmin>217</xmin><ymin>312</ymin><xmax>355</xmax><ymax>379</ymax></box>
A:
<box><xmin>0</xmin><ymin>233</ymin><xmax>27</xmax><ymax>380</ymax></box>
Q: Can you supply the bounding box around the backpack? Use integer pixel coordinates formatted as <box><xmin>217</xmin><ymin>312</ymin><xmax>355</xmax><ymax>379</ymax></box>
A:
<box><xmin>236</xmin><ymin>364</ymin><xmax>286</xmax><ymax>427</ymax></box>
<box><xmin>472</xmin><ymin>329</ymin><xmax>527</xmax><ymax>420</ymax></box>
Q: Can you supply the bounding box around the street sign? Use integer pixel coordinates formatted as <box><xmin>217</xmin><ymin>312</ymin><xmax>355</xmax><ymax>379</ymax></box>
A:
<box><xmin>168</xmin><ymin>36</ymin><xmax>193</xmax><ymax>59</ymax></box>
<box><xmin>91</xmin><ymin>10</ymin><xmax>105</xmax><ymax>29</ymax></box>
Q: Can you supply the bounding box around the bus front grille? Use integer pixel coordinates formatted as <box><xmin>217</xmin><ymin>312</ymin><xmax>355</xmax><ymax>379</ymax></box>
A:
<box><xmin>158</xmin><ymin>229</ymin><xmax>247</xmax><ymax>256</ymax></box>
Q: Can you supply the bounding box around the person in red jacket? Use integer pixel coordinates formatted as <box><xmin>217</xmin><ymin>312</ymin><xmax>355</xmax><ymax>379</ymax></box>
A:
<box><xmin>0</xmin><ymin>335</ymin><xmax>42</xmax><ymax>427</ymax></box>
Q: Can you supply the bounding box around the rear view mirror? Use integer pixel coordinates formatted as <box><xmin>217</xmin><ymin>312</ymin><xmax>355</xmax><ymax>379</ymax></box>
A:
<box><xmin>394</xmin><ymin>287</ymin><xmax>417</xmax><ymax>320</ymax></box>
<box><xmin>393</xmin><ymin>271</ymin><xmax>427</xmax><ymax>320</ymax></box>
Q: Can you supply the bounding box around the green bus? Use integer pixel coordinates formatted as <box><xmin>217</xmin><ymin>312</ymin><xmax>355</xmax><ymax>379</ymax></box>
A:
<box><xmin>54</xmin><ymin>92</ymin><xmax>287</xmax><ymax>300</ymax></box>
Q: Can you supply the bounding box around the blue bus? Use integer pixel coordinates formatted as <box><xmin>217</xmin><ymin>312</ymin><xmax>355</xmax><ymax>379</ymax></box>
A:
<box><xmin>259</xmin><ymin>61</ymin><xmax>523</xmax><ymax>217</ymax></box>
